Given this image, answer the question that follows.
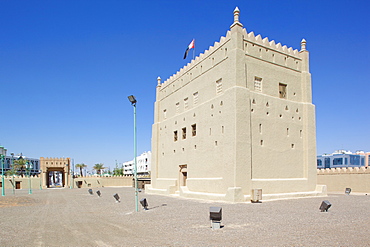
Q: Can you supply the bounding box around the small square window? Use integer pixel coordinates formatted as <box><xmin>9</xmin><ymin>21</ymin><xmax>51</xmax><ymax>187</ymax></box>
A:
<box><xmin>193</xmin><ymin>92</ymin><xmax>198</xmax><ymax>104</ymax></box>
<box><xmin>182</xmin><ymin>127</ymin><xmax>186</xmax><ymax>139</ymax></box>
<box><xmin>254</xmin><ymin>77</ymin><xmax>262</xmax><ymax>92</ymax></box>
<box><xmin>191</xmin><ymin>124</ymin><xmax>196</xmax><ymax>136</ymax></box>
<box><xmin>279</xmin><ymin>83</ymin><xmax>287</xmax><ymax>99</ymax></box>
<box><xmin>216</xmin><ymin>79</ymin><xmax>222</xmax><ymax>94</ymax></box>
<box><xmin>184</xmin><ymin>97</ymin><xmax>189</xmax><ymax>110</ymax></box>
<box><xmin>174</xmin><ymin>131</ymin><xmax>178</xmax><ymax>142</ymax></box>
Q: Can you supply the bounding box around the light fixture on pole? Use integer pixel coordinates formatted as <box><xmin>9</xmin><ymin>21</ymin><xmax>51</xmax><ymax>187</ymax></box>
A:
<box><xmin>128</xmin><ymin>95</ymin><xmax>139</xmax><ymax>212</ymax></box>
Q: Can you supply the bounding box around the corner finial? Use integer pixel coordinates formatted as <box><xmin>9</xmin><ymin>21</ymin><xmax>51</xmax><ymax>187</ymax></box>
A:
<box><xmin>230</xmin><ymin>7</ymin><xmax>243</xmax><ymax>28</ymax></box>
<box><xmin>301</xmin><ymin>39</ymin><xmax>307</xmax><ymax>51</ymax></box>
<box><xmin>157</xmin><ymin>76</ymin><xmax>161</xmax><ymax>86</ymax></box>
<box><xmin>234</xmin><ymin>7</ymin><xmax>240</xmax><ymax>23</ymax></box>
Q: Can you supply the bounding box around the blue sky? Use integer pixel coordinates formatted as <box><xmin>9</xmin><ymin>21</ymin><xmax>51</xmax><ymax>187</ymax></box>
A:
<box><xmin>1</xmin><ymin>0</ymin><xmax>369</xmax><ymax>171</ymax></box>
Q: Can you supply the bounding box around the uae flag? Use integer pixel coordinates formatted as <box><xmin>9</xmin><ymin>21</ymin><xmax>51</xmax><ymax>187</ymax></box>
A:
<box><xmin>183</xmin><ymin>39</ymin><xmax>195</xmax><ymax>59</ymax></box>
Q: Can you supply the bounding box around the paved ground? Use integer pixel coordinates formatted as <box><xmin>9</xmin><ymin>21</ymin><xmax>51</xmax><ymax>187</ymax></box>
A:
<box><xmin>0</xmin><ymin>187</ymin><xmax>369</xmax><ymax>246</ymax></box>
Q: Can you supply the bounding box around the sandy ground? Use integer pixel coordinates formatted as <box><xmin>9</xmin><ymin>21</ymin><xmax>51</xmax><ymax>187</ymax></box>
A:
<box><xmin>0</xmin><ymin>187</ymin><xmax>369</xmax><ymax>246</ymax></box>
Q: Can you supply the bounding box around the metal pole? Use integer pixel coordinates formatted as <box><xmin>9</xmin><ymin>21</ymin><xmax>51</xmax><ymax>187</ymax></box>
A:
<box><xmin>133</xmin><ymin>103</ymin><xmax>138</xmax><ymax>212</ymax></box>
<box><xmin>11</xmin><ymin>154</ymin><xmax>15</xmax><ymax>194</ymax></box>
<box><xmin>70</xmin><ymin>159</ymin><xmax>74</xmax><ymax>189</ymax></box>
<box><xmin>1</xmin><ymin>155</ymin><xmax>5</xmax><ymax>196</ymax></box>
<box><xmin>39</xmin><ymin>169</ymin><xmax>42</xmax><ymax>190</ymax></box>
<box><xmin>28</xmin><ymin>161</ymin><xmax>32</xmax><ymax>195</ymax></box>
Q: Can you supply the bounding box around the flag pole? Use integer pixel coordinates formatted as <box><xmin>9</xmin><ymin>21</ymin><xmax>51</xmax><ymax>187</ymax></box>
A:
<box><xmin>192</xmin><ymin>39</ymin><xmax>195</xmax><ymax>60</ymax></box>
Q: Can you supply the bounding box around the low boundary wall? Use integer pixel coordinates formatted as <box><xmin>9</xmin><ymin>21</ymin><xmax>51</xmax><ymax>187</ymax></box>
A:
<box><xmin>0</xmin><ymin>175</ymin><xmax>150</xmax><ymax>190</ymax></box>
<box><xmin>317</xmin><ymin>167</ymin><xmax>370</xmax><ymax>193</ymax></box>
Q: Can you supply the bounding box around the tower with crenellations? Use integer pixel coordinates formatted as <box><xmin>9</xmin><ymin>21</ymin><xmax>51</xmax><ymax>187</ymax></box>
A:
<box><xmin>147</xmin><ymin>7</ymin><xmax>326</xmax><ymax>202</ymax></box>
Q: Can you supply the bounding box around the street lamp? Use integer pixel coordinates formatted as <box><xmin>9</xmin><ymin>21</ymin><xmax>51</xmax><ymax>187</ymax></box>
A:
<box><xmin>0</xmin><ymin>147</ymin><xmax>6</xmax><ymax>196</ymax></box>
<box><xmin>39</xmin><ymin>169</ymin><xmax>42</xmax><ymax>190</ymax></box>
<box><xmin>26</xmin><ymin>161</ymin><xmax>33</xmax><ymax>194</ymax></box>
<box><xmin>70</xmin><ymin>159</ymin><xmax>74</xmax><ymax>189</ymax></box>
<box><xmin>128</xmin><ymin>94</ymin><xmax>139</xmax><ymax>212</ymax></box>
<box><xmin>11</xmin><ymin>153</ymin><xmax>15</xmax><ymax>194</ymax></box>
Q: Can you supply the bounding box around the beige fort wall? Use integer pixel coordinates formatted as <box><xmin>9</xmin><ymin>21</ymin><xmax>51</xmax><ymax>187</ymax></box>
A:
<box><xmin>317</xmin><ymin>167</ymin><xmax>370</xmax><ymax>193</ymax></box>
<box><xmin>0</xmin><ymin>175</ymin><xmax>141</xmax><ymax>190</ymax></box>
<box><xmin>148</xmin><ymin>7</ymin><xmax>323</xmax><ymax>202</ymax></box>
<box><xmin>0</xmin><ymin>175</ymin><xmax>44</xmax><ymax>190</ymax></box>
<box><xmin>72</xmin><ymin>176</ymin><xmax>134</xmax><ymax>188</ymax></box>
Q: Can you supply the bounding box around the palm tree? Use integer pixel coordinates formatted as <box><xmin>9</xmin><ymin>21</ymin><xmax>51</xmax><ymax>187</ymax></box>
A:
<box><xmin>93</xmin><ymin>163</ymin><xmax>105</xmax><ymax>175</ymax></box>
<box><xmin>75</xmin><ymin>163</ymin><xmax>87</xmax><ymax>177</ymax></box>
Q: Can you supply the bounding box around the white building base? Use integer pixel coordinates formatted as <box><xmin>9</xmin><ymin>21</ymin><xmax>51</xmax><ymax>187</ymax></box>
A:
<box><xmin>146</xmin><ymin>184</ymin><xmax>327</xmax><ymax>203</ymax></box>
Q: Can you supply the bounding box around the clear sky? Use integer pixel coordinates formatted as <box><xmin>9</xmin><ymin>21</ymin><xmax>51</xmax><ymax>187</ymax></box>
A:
<box><xmin>1</xmin><ymin>0</ymin><xmax>369</xmax><ymax>171</ymax></box>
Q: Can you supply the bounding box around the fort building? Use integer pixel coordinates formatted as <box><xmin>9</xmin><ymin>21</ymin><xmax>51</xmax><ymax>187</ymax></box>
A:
<box><xmin>146</xmin><ymin>7</ymin><xmax>326</xmax><ymax>202</ymax></box>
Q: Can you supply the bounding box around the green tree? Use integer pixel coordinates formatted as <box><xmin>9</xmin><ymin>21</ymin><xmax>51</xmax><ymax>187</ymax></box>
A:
<box><xmin>13</xmin><ymin>158</ymin><xmax>28</xmax><ymax>176</ymax></box>
<box><xmin>5</xmin><ymin>168</ymin><xmax>17</xmax><ymax>176</ymax></box>
<box><xmin>75</xmin><ymin>163</ymin><xmax>87</xmax><ymax>177</ymax></box>
<box><xmin>93</xmin><ymin>163</ymin><xmax>105</xmax><ymax>175</ymax></box>
<box><xmin>112</xmin><ymin>167</ymin><xmax>124</xmax><ymax>176</ymax></box>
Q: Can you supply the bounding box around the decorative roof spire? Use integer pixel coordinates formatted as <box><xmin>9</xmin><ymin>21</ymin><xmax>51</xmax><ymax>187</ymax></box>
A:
<box><xmin>234</xmin><ymin>7</ymin><xmax>240</xmax><ymax>23</ymax></box>
<box><xmin>157</xmin><ymin>76</ymin><xmax>161</xmax><ymax>86</ymax></box>
<box><xmin>300</xmin><ymin>39</ymin><xmax>307</xmax><ymax>51</ymax></box>
<box><xmin>230</xmin><ymin>7</ymin><xmax>243</xmax><ymax>28</ymax></box>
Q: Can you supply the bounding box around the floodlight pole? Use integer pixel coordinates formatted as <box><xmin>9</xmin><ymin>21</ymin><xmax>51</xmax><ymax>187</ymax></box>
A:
<box><xmin>128</xmin><ymin>95</ymin><xmax>139</xmax><ymax>212</ymax></box>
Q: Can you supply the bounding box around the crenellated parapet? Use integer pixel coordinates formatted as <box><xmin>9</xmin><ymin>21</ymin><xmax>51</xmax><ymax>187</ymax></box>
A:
<box><xmin>40</xmin><ymin>157</ymin><xmax>71</xmax><ymax>172</ymax></box>
<box><xmin>40</xmin><ymin>157</ymin><xmax>70</xmax><ymax>161</ymax></box>
<box><xmin>158</xmin><ymin>31</ymin><xmax>231</xmax><ymax>101</ymax></box>
<box><xmin>242</xmin><ymin>28</ymin><xmax>306</xmax><ymax>71</ymax></box>
<box><xmin>72</xmin><ymin>174</ymin><xmax>150</xmax><ymax>178</ymax></box>
<box><xmin>317</xmin><ymin>167</ymin><xmax>370</xmax><ymax>175</ymax></box>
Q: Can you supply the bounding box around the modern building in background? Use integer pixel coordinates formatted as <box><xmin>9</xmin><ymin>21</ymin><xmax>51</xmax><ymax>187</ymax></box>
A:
<box><xmin>0</xmin><ymin>146</ymin><xmax>40</xmax><ymax>176</ymax></box>
<box><xmin>356</xmin><ymin>151</ymin><xmax>370</xmax><ymax>167</ymax></box>
<box><xmin>4</xmin><ymin>155</ymin><xmax>40</xmax><ymax>176</ymax></box>
<box><xmin>147</xmin><ymin>8</ymin><xmax>325</xmax><ymax>202</ymax></box>
<box><xmin>123</xmin><ymin>151</ymin><xmax>151</xmax><ymax>175</ymax></box>
<box><xmin>317</xmin><ymin>150</ymin><xmax>368</xmax><ymax>169</ymax></box>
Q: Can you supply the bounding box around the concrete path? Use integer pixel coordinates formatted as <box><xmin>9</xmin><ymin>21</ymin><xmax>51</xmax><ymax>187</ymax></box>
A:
<box><xmin>0</xmin><ymin>187</ymin><xmax>369</xmax><ymax>246</ymax></box>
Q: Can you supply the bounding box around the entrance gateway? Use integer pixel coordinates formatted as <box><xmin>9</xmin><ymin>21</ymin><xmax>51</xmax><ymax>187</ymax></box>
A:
<box><xmin>40</xmin><ymin>157</ymin><xmax>71</xmax><ymax>189</ymax></box>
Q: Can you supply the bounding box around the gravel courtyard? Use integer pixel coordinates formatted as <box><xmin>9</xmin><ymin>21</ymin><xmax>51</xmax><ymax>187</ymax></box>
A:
<box><xmin>0</xmin><ymin>187</ymin><xmax>369</xmax><ymax>246</ymax></box>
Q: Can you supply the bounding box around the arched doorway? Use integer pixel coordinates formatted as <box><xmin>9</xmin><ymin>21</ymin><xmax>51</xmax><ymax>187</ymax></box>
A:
<box><xmin>179</xmin><ymin>164</ymin><xmax>187</xmax><ymax>188</ymax></box>
<box><xmin>46</xmin><ymin>168</ymin><xmax>65</xmax><ymax>188</ymax></box>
